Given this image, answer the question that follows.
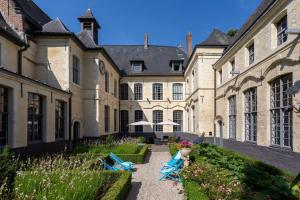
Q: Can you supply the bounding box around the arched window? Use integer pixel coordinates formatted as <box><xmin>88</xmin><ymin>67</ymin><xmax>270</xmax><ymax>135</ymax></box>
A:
<box><xmin>173</xmin><ymin>83</ymin><xmax>183</xmax><ymax>100</ymax></box>
<box><xmin>153</xmin><ymin>110</ymin><xmax>163</xmax><ymax>132</ymax></box>
<box><xmin>228</xmin><ymin>95</ymin><xmax>236</xmax><ymax>139</ymax></box>
<box><xmin>173</xmin><ymin>110</ymin><xmax>183</xmax><ymax>132</ymax></box>
<box><xmin>134</xmin><ymin>83</ymin><xmax>143</xmax><ymax>100</ymax></box>
<box><xmin>120</xmin><ymin>83</ymin><xmax>129</xmax><ymax>100</ymax></box>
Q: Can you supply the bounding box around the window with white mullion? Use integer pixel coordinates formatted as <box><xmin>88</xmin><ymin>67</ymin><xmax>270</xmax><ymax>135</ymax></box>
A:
<box><xmin>153</xmin><ymin>110</ymin><xmax>163</xmax><ymax>132</ymax></box>
<box><xmin>277</xmin><ymin>15</ymin><xmax>288</xmax><ymax>46</ymax></box>
<box><xmin>270</xmin><ymin>74</ymin><xmax>292</xmax><ymax>148</ymax></box>
<box><xmin>244</xmin><ymin>88</ymin><xmax>257</xmax><ymax>142</ymax></box>
<box><xmin>229</xmin><ymin>96</ymin><xmax>236</xmax><ymax>139</ymax></box>
<box><xmin>173</xmin><ymin>83</ymin><xmax>183</xmax><ymax>100</ymax></box>
<box><xmin>134</xmin><ymin>83</ymin><xmax>143</xmax><ymax>100</ymax></box>
<box><xmin>153</xmin><ymin>83</ymin><xmax>163</xmax><ymax>100</ymax></box>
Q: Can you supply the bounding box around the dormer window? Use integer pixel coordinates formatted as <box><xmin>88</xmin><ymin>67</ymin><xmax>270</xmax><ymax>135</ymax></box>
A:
<box><xmin>131</xmin><ymin>61</ymin><xmax>143</xmax><ymax>73</ymax></box>
<box><xmin>170</xmin><ymin>60</ymin><xmax>183</xmax><ymax>72</ymax></box>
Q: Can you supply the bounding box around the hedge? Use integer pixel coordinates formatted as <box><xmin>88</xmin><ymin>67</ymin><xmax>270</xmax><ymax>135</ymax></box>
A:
<box><xmin>101</xmin><ymin>171</ymin><xmax>132</xmax><ymax>200</ymax></box>
<box><xmin>182</xmin><ymin>180</ymin><xmax>209</xmax><ymax>200</ymax></box>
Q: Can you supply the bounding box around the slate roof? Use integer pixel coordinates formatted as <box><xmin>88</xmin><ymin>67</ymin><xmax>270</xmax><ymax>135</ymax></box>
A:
<box><xmin>77</xmin><ymin>30</ymin><xmax>98</xmax><ymax>48</ymax></box>
<box><xmin>0</xmin><ymin>13</ymin><xmax>24</xmax><ymax>45</ymax></box>
<box><xmin>42</xmin><ymin>18</ymin><xmax>69</xmax><ymax>33</ymax></box>
<box><xmin>198</xmin><ymin>29</ymin><xmax>231</xmax><ymax>47</ymax></box>
<box><xmin>103</xmin><ymin>45</ymin><xmax>187</xmax><ymax>76</ymax></box>
<box><xmin>15</xmin><ymin>0</ymin><xmax>51</xmax><ymax>30</ymax></box>
<box><xmin>224</xmin><ymin>0</ymin><xmax>277</xmax><ymax>54</ymax></box>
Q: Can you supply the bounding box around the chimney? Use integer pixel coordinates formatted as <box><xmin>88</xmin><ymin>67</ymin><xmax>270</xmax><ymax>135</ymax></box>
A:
<box><xmin>144</xmin><ymin>33</ymin><xmax>148</xmax><ymax>49</ymax></box>
<box><xmin>186</xmin><ymin>32</ymin><xmax>193</xmax><ymax>57</ymax></box>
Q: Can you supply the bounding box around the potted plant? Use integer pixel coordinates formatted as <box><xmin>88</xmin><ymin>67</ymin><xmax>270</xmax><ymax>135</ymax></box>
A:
<box><xmin>179</xmin><ymin>140</ymin><xmax>192</xmax><ymax>157</ymax></box>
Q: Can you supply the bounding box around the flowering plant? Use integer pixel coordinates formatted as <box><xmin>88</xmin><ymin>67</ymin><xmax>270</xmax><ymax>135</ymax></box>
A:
<box><xmin>179</xmin><ymin>140</ymin><xmax>192</xmax><ymax>148</ymax></box>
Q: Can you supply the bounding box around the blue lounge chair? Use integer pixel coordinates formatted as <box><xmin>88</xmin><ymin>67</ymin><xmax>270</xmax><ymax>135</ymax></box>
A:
<box><xmin>99</xmin><ymin>158</ymin><xmax>120</xmax><ymax>171</ymax></box>
<box><xmin>109</xmin><ymin>153</ymin><xmax>134</xmax><ymax>171</ymax></box>
<box><xmin>160</xmin><ymin>151</ymin><xmax>182</xmax><ymax>171</ymax></box>
<box><xmin>160</xmin><ymin>159</ymin><xmax>184</xmax><ymax>182</ymax></box>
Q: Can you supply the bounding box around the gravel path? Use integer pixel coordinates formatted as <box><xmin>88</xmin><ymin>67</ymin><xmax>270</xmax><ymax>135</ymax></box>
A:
<box><xmin>126</xmin><ymin>146</ymin><xmax>185</xmax><ymax>200</ymax></box>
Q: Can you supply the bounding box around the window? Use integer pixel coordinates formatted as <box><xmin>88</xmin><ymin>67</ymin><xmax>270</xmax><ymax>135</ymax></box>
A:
<box><xmin>153</xmin><ymin>110</ymin><xmax>163</xmax><ymax>132</ymax></box>
<box><xmin>0</xmin><ymin>86</ymin><xmax>8</xmax><ymax>146</ymax></box>
<box><xmin>120</xmin><ymin>83</ymin><xmax>129</xmax><ymax>100</ymax></box>
<box><xmin>245</xmin><ymin>88</ymin><xmax>257</xmax><ymax>142</ymax></box>
<box><xmin>105</xmin><ymin>71</ymin><xmax>109</xmax><ymax>93</ymax></box>
<box><xmin>228</xmin><ymin>96</ymin><xmax>236</xmax><ymax>139</ymax></box>
<box><xmin>55</xmin><ymin>100</ymin><xmax>65</xmax><ymax>140</ymax></box>
<box><xmin>28</xmin><ymin>93</ymin><xmax>43</xmax><ymax>143</ymax></box>
<box><xmin>230</xmin><ymin>59</ymin><xmax>235</xmax><ymax>77</ymax></box>
<box><xmin>218</xmin><ymin>70</ymin><xmax>223</xmax><ymax>84</ymax></box>
<box><xmin>0</xmin><ymin>43</ymin><xmax>2</xmax><ymax>67</ymax></box>
<box><xmin>153</xmin><ymin>83</ymin><xmax>163</xmax><ymax>100</ymax></box>
<box><xmin>173</xmin><ymin>110</ymin><xmax>183</xmax><ymax>132</ymax></box>
<box><xmin>270</xmin><ymin>74</ymin><xmax>293</xmax><ymax>148</ymax></box>
<box><xmin>114</xmin><ymin>109</ymin><xmax>118</xmax><ymax>131</ymax></box>
<box><xmin>120</xmin><ymin>110</ymin><xmax>129</xmax><ymax>133</ymax></box>
<box><xmin>277</xmin><ymin>15</ymin><xmax>288</xmax><ymax>46</ymax></box>
<box><xmin>171</xmin><ymin>61</ymin><xmax>183</xmax><ymax>72</ymax></box>
<box><xmin>72</xmin><ymin>56</ymin><xmax>80</xmax><ymax>84</ymax></box>
<box><xmin>173</xmin><ymin>83</ymin><xmax>183</xmax><ymax>100</ymax></box>
<box><xmin>135</xmin><ymin>110</ymin><xmax>143</xmax><ymax>133</ymax></box>
<box><xmin>131</xmin><ymin>61</ymin><xmax>143</xmax><ymax>73</ymax></box>
<box><xmin>114</xmin><ymin>79</ymin><xmax>117</xmax><ymax>98</ymax></box>
<box><xmin>248</xmin><ymin>43</ymin><xmax>255</xmax><ymax>65</ymax></box>
<box><xmin>134</xmin><ymin>83</ymin><xmax>143</xmax><ymax>100</ymax></box>
<box><xmin>105</xmin><ymin>105</ymin><xmax>110</xmax><ymax>132</ymax></box>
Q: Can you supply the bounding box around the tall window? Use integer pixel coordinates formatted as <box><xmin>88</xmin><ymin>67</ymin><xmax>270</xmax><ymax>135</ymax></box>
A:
<box><xmin>114</xmin><ymin>109</ymin><xmax>118</xmax><ymax>131</ymax></box>
<box><xmin>218</xmin><ymin>70</ymin><xmax>223</xmax><ymax>85</ymax></box>
<box><xmin>153</xmin><ymin>110</ymin><xmax>163</xmax><ymax>132</ymax></box>
<box><xmin>0</xmin><ymin>43</ymin><xmax>2</xmax><ymax>67</ymax></box>
<box><xmin>120</xmin><ymin>84</ymin><xmax>129</xmax><ymax>100</ymax></box>
<box><xmin>120</xmin><ymin>110</ymin><xmax>129</xmax><ymax>133</ymax></box>
<box><xmin>0</xmin><ymin>86</ymin><xmax>8</xmax><ymax>146</ymax></box>
<box><xmin>134</xmin><ymin>83</ymin><xmax>143</xmax><ymax>100</ymax></box>
<box><xmin>114</xmin><ymin>79</ymin><xmax>117</xmax><ymax>98</ymax></box>
<box><xmin>72</xmin><ymin>56</ymin><xmax>80</xmax><ymax>84</ymax></box>
<box><xmin>245</xmin><ymin>88</ymin><xmax>257</xmax><ymax>142</ymax></box>
<box><xmin>173</xmin><ymin>110</ymin><xmax>183</xmax><ymax>132</ymax></box>
<box><xmin>135</xmin><ymin>110</ymin><xmax>143</xmax><ymax>133</ymax></box>
<box><xmin>248</xmin><ymin>43</ymin><xmax>255</xmax><ymax>65</ymax></box>
<box><xmin>277</xmin><ymin>15</ymin><xmax>288</xmax><ymax>46</ymax></box>
<box><xmin>105</xmin><ymin>105</ymin><xmax>110</xmax><ymax>132</ymax></box>
<box><xmin>105</xmin><ymin>71</ymin><xmax>109</xmax><ymax>93</ymax></box>
<box><xmin>228</xmin><ymin>96</ymin><xmax>236</xmax><ymax>139</ymax></box>
<box><xmin>173</xmin><ymin>83</ymin><xmax>183</xmax><ymax>100</ymax></box>
<box><xmin>270</xmin><ymin>74</ymin><xmax>293</xmax><ymax>148</ymax></box>
<box><xmin>28</xmin><ymin>93</ymin><xmax>43</xmax><ymax>143</ymax></box>
<box><xmin>230</xmin><ymin>59</ymin><xmax>235</xmax><ymax>77</ymax></box>
<box><xmin>55</xmin><ymin>100</ymin><xmax>65</xmax><ymax>140</ymax></box>
<box><xmin>153</xmin><ymin>83</ymin><xmax>163</xmax><ymax>100</ymax></box>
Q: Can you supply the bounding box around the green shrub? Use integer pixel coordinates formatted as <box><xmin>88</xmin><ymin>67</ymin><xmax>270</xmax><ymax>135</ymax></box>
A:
<box><xmin>0</xmin><ymin>147</ymin><xmax>18</xmax><ymax>198</ymax></box>
<box><xmin>105</xmin><ymin>135</ymin><xmax>115</xmax><ymax>147</ymax></box>
<box><xmin>101</xmin><ymin>172</ymin><xmax>131</xmax><ymax>200</ymax></box>
<box><xmin>182</xmin><ymin>180</ymin><xmax>209</xmax><ymax>200</ymax></box>
<box><xmin>116</xmin><ymin>144</ymin><xmax>149</xmax><ymax>164</ymax></box>
<box><xmin>14</xmin><ymin>170</ymin><xmax>120</xmax><ymax>200</ymax></box>
<box><xmin>137</xmin><ymin>136</ymin><xmax>145</xmax><ymax>144</ymax></box>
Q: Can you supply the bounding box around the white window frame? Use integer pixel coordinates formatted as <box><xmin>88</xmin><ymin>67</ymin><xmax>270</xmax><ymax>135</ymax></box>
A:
<box><xmin>132</xmin><ymin>62</ymin><xmax>143</xmax><ymax>73</ymax></box>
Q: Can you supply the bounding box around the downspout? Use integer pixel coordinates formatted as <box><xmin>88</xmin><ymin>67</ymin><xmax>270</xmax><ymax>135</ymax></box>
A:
<box><xmin>213</xmin><ymin>69</ymin><xmax>217</xmax><ymax>145</ymax></box>
<box><xmin>18</xmin><ymin>45</ymin><xmax>28</xmax><ymax>75</ymax></box>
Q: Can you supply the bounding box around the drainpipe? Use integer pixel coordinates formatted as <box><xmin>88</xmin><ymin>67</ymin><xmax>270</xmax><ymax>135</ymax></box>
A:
<box><xmin>213</xmin><ymin>69</ymin><xmax>217</xmax><ymax>145</ymax></box>
<box><xmin>18</xmin><ymin>45</ymin><xmax>28</xmax><ymax>75</ymax></box>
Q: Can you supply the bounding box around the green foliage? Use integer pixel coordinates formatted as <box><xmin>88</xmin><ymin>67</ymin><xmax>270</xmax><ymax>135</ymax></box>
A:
<box><xmin>137</xmin><ymin>136</ymin><xmax>146</xmax><ymax>143</ymax></box>
<box><xmin>14</xmin><ymin>170</ymin><xmax>119</xmax><ymax>200</ymax></box>
<box><xmin>182</xmin><ymin>180</ymin><xmax>209</xmax><ymax>200</ymax></box>
<box><xmin>101</xmin><ymin>172</ymin><xmax>132</xmax><ymax>200</ymax></box>
<box><xmin>168</xmin><ymin>144</ymin><xmax>178</xmax><ymax>156</ymax></box>
<box><xmin>105</xmin><ymin>135</ymin><xmax>115</xmax><ymax>147</ymax></box>
<box><xmin>116</xmin><ymin>144</ymin><xmax>149</xmax><ymax>164</ymax></box>
<box><xmin>168</xmin><ymin>136</ymin><xmax>177</xmax><ymax>143</ymax></box>
<box><xmin>0</xmin><ymin>147</ymin><xmax>18</xmax><ymax>198</ymax></box>
<box><xmin>227</xmin><ymin>29</ymin><xmax>238</xmax><ymax>37</ymax></box>
<box><xmin>291</xmin><ymin>172</ymin><xmax>300</xmax><ymax>188</ymax></box>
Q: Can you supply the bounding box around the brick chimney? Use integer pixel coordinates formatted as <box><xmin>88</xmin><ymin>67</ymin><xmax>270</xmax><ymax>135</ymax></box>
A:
<box><xmin>144</xmin><ymin>33</ymin><xmax>148</xmax><ymax>49</ymax></box>
<box><xmin>0</xmin><ymin>0</ymin><xmax>25</xmax><ymax>33</ymax></box>
<box><xmin>186</xmin><ymin>32</ymin><xmax>193</xmax><ymax>57</ymax></box>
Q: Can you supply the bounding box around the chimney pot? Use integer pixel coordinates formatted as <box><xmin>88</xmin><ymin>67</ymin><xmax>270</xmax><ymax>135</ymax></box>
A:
<box><xmin>144</xmin><ymin>33</ymin><xmax>148</xmax><ymax>49</ymax></box>
<box><xmin>186</xmin><ymin>32</ymin><xmax>193</xmax><ymax>57</ymax></box>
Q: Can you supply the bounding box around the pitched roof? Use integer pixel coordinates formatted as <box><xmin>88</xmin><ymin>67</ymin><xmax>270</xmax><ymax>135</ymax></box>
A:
<box><xmin>42</xmin><ymin>18</ymin><xmax>70</xmax><ymax>33</ymax></box>
<box><xmin>15</xmin><ymin>0</ymin><xmax>51</xmax><ymax>30</ymax></box>
<box><xmin>0</xmin><ymin>13</ymin><xmax>24</xmax><ymax>46</ymax></box>
<box><xmin>198</xmin><ymin>29</ymin><xmax>231</xmax><ymax>47</ymax></box>
<box><xmin>103</xmin><ymin>45</ymin><xmax>187</xmax><ymax>76</ymax></box>
<box><xmin>78</xmin><ymin>8</ymin><xmax>100</xmax><ymax>28</ymax></box>
<box><xmin>77</xmin><ymin>30</ymin><xmax>98</xmax><ymax>48</ymax></box>
<box><xmin>224</xmin><ymin>0</ymin><xmax>277</xmax><ymax>54</ymax></box>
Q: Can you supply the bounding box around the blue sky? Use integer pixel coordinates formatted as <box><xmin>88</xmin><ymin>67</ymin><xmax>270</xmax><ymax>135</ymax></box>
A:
<box><xmin>35</xmin><ymin>0</ymin><xmax>261</xmax><ymax>47</ymax></box>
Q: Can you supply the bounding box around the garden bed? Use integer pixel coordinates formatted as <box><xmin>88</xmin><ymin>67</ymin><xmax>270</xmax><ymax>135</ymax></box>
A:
<box><xmin>74</xmin><ymin>143</ymin><xmax>149</xmax><ymax>164</ymax></box>
<box><xmin>169</xmin><ymin>143</ymin><xmax>300</xmax><ymax>200</ymax></box>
